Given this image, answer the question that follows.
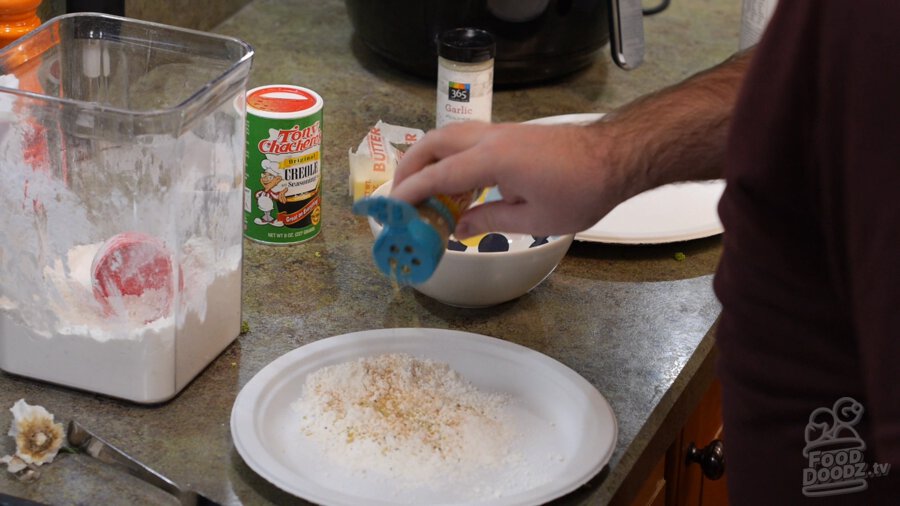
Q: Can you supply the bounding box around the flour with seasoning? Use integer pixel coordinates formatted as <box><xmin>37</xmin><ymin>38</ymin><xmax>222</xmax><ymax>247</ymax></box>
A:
<box><xmin>292</xmin><ymin>353</ymin><xmax>523</xmax><ymax>489</ymax></box>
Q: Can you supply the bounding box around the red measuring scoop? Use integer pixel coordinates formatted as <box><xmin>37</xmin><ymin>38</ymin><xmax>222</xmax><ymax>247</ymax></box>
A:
<box><xmin>91</xmin><ymin>232</ymin><xmax>177</xmax><ymax>322</ymax></box>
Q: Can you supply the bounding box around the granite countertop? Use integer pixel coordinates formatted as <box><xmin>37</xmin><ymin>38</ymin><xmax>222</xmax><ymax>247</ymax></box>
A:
<box><xmin>0</xmin><ymin>0</ymin><xmax>739</xmax><ymax>504</ymax></box>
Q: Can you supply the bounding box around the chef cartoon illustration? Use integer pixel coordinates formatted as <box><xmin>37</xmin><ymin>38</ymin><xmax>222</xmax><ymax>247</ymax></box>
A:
<box><xmin>254</xmin><ymin>160</ymin><xmax>288</xmax><ymax>226</ymax></box>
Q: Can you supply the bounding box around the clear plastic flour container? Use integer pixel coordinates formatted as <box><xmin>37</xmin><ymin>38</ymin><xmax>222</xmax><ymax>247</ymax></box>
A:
<box><xmin>0</xmin><ymin>14</ymin><xmax>253</xmax><ymax>402</ymax></box>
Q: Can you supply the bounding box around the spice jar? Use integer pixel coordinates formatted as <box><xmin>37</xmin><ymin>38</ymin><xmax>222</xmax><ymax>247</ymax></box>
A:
<box><xmin>435</xmin><ymin>28</ymin><xmax>495</xmax><ymax>128</ymax></box>
<box><xmin>353</xmin><ymin>190</ymin><xmax>482</xmax><ymax>285</ymax></box>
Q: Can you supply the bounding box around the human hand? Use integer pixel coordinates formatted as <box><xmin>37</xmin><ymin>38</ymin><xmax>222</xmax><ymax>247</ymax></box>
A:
<box><xmin>389</xmin><ymin>120</ymin><xmax>633</xmax><ymax>239</ymax></box>
<box><xmin>389</xmin><ymin>51</ymin><xmax>751</xmax><ymax>239</ymax></box>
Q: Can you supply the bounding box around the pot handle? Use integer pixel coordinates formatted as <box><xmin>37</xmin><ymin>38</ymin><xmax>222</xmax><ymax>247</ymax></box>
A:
<box><xmin>608</xmin><ymin>0</ymin><xmax>645</xmax><ymax>70</ymax></box>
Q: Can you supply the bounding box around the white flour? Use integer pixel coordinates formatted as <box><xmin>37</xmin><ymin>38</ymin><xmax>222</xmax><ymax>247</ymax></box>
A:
<box><xmin>0</xmin><ymin>89</ymin><xmax>245</xmax><ymax>402</ymax></box>
<box><xmin>0</xmin><ymin>239</ymin><xmax>241</xmax><ymax>402</ymax></box>
<box><xmin>292</xmin><ymin>354</ymin><xmax>527</xmax><ymax>495</ymax></box>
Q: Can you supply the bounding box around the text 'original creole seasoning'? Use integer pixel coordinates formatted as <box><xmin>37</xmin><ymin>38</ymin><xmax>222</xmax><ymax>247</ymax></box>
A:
<box><xmin>244</xmin><ymin>85</ymin><xmax>324</xmax><ymax>244</ymax></box>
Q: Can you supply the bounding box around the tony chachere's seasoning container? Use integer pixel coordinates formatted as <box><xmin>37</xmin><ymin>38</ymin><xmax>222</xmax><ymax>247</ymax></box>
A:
<box><xmin>435</xmin><ymin>28</ymin><xmax>495</xmax><ymax>128</ymax></box>
<box><xmin>244</xmin><ymin>85</ymin><xmax>324</xmax><ymax>245</ymax></box>
<box><xmin>353</xmin><ymin>190</ymin><xmax>482</xmax><ymax>285</ymax></box>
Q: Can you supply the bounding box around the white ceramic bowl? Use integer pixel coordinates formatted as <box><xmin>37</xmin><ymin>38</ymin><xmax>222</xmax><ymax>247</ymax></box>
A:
<box><xmin>365</xmin><ymin>182</ymin><xmax>574</xmax><ymax>308</ymax></box>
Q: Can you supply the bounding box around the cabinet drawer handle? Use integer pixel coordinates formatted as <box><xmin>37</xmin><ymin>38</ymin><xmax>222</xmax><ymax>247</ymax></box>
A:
<box><xmin>686</xmin><ymin>439</ymin><xmax>726</xmax><ymax>480</ymax></box>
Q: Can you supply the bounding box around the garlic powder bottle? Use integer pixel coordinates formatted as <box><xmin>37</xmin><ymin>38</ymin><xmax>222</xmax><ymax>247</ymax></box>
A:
<box><xmin>436</xmin><ymin>28</ymin><xmax>495</xmax><ymax>128</ymax></box>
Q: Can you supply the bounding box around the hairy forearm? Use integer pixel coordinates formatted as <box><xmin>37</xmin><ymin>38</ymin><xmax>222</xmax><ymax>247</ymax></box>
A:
<box><xmin>388</xmin><ymin>50</ymin><xmax>755</xmax><ymax>237</ymax></box>
<box><xmin>597</xmin><ymin>49</ymin><xmax>754</xmax><ymax>197</ymax></box>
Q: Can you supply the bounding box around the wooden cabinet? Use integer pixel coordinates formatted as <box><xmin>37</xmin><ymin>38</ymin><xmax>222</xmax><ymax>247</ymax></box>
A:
<box><xmin>666</xmin><ymin>378</ymin><xmax>727</xmax><ymax>506</ymax></box>
<box><xmin>628</xmin><ymin>456</ymin><xmax>667</xmax><ymax>506</ymax></box>
<box><xmin>628</xmin><ymin>379</ymin><xmax>728</xmax><ymax>506</ymax></box>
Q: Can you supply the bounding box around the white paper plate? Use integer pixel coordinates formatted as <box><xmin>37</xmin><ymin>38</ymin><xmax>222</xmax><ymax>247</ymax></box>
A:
<box><xmin>231</xmin><ymin>328</ymin><xmax>616</xmax><ymax>506</ymax></box>
<box><xmin>526</xmin><ymin>113</ymin><xmax>726</xmax><ymax>244</ymax></box>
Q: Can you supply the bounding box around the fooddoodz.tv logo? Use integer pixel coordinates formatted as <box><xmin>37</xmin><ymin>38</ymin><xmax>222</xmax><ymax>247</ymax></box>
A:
<box><xmin>802</xmin><ymin>397</ymin><xmax>891</xmax><ymax>497</ymax></box>
<box><xmin>448</xmin><ymin>81</ymin><xmax>470</xmax><ymax>102</ymax></box>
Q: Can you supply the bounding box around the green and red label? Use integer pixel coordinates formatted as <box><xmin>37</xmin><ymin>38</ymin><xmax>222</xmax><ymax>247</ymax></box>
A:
<box><xmin>243</xmin><ymin>85</ymin><xmax>324</xmax><ymax>244</ymax></box>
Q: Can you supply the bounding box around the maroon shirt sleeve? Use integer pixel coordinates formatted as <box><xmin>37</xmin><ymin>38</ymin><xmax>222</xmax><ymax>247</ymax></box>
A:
<box><xmin>714</xmin><ymin>1</ymin><xmax>900</xmax><ymax>503</ymax></box>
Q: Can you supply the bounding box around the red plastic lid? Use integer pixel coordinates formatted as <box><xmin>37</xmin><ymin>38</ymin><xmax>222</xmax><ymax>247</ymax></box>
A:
<box><xmin>246</xmin><ymin>85</ymin><xmax>323</xmax><ymax>116</ymax></box>
<box><xmin>91</xmin><ymin>232</ymin><xmax>177</xmax><ymax>323</ymax></box>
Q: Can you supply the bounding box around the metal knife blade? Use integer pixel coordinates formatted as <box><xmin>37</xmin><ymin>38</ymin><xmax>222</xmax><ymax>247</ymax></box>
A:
<box><xmin>66</xmin><ymin>421</ymin><xmax>220</xmax><ymax>506</ymax></box>
<box><xmin>609</xmin><ymin>0</ymin><xmax>646</xmax><ymax>70</ymax></box>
